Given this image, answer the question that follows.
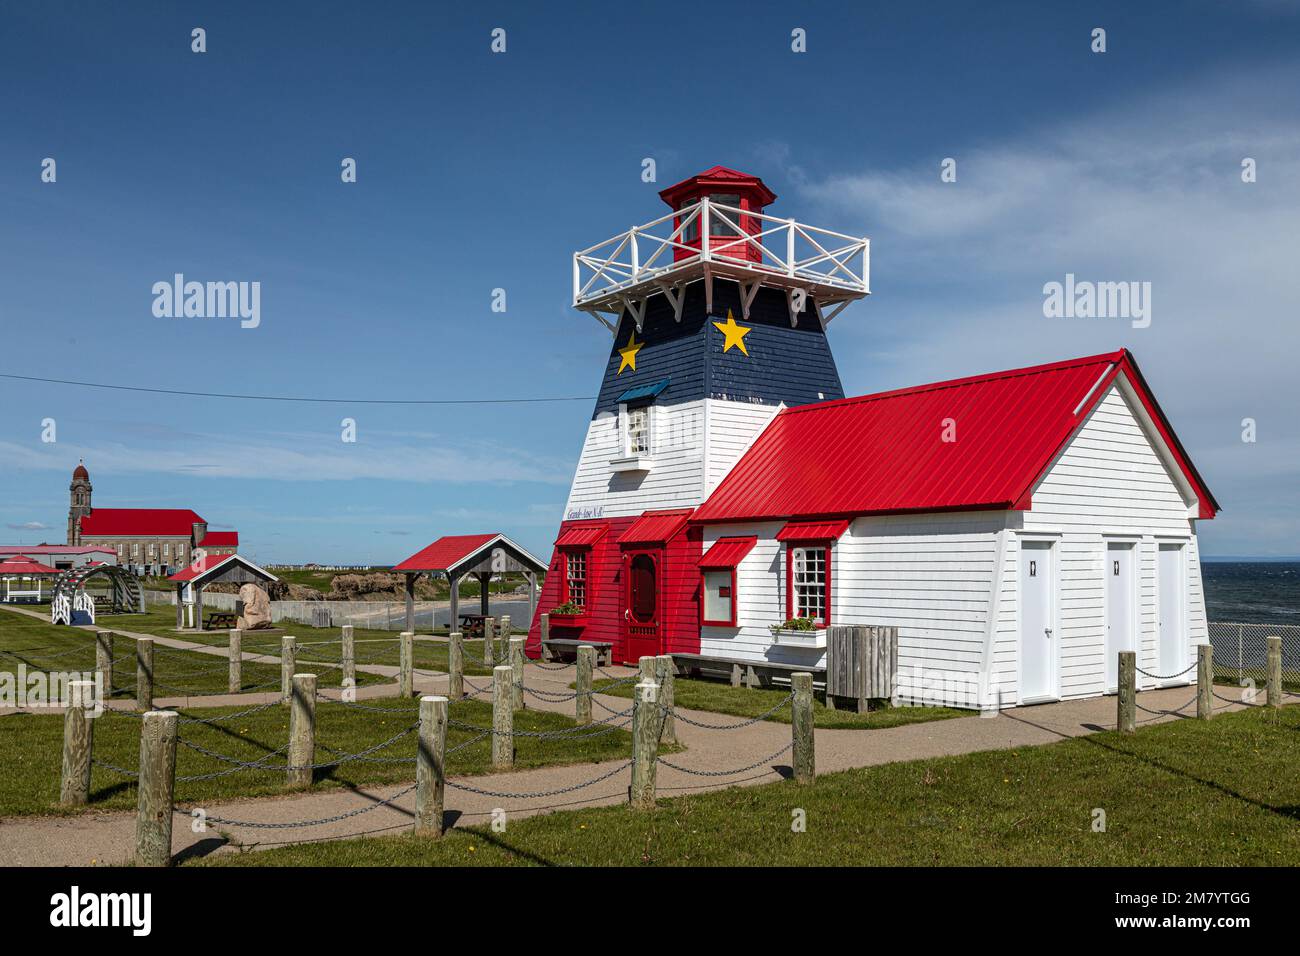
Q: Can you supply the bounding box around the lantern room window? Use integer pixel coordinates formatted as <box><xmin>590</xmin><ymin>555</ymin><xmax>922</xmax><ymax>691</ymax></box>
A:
<box><xmin>786</xmin><ymin>543</ymin><xmax>830</xmax><ymax>626</ymax></box>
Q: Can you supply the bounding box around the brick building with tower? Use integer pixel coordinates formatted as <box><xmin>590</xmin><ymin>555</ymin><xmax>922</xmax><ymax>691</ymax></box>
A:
<box><xmin>65</xmin><ymin>459</ymin><xmax>239</xmax><ymax>575</ymax></box>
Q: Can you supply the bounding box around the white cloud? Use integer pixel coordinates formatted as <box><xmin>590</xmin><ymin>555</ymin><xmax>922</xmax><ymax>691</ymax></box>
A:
<box><xmin>0</xmin><ymin>429</ymin><xmax>573</xmax><ymax>486</ymax></box>
<box><xmin>797</xmin><ymin>60</ymin><xmax>1300</xmax><ymax>554</ymax></box>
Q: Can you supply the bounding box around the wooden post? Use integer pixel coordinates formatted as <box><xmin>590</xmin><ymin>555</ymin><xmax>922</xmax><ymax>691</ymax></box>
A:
<box><xmin>134</xmin><ymin>710</ymin><xmax>178</xmax><ymax>867</ymax></box>
<box><xmin>59</xmin><ymin>680</ymin><xmax>95</xmax><ymax>806</ymax></box>
<box><xmin>415</xmin><ymin>695</ymin><xmax>448</xmax><ymax>837</ymax></box>
<box><xmin>448</xmin><ymin>630</ymin><xmax>464</xmax><ymax>699</ymax></box>
<box><xmin>792</xmin><ymin>672</ymin><xmax>815</xmax><ymax>784</ymax></box>
<box><xmin>340</xmin><ymin>624</ymin><xmax>355</xmax><ymax>692</ymax></box>
<box><xmin>280</xmin><ymin>635</ymin><xmax>296</xmax><ymax>705</ymax></box>
<box><xmin>228</xmin><ymin>628</ymin><xmax>242</xmax><ymax>693</ymax></box>
<box><xmin>500</xmin><ymin>614</ymin><xmax>512</xmax><ymax>644</ymax></box>
<box><xmin>95</xmin><ymin>630</ymin><xmax>113</xmax><ymax>696</ymax></box>
<box><xmin>1117</xmin><ymin>650</ymin><xmax>1136</xmax><ymax>734</ymax></box>
<box><xmin>136</xmin><ymin>638</ymin><xmax>153</xmax><ymax>711</ymax></box>
<box><xmin>492</xmin><ymin>665</ymin><xmax>513</xmax><ymax>770</ymax></box>
<box><xmin>510</xmin><ymin>636</ymin><xmax>526</xmax><ymax>709</ymax></box>
<box><xmin>404</xmin><ymin>572</ymin><xmax>417</xmax><ymax>634</ymax></box>
<box><xmin>639</xmin><ymin>656</ymin><xmax>656</xmax><ymax>682</ymax></box>
<box><xmin>539</xmin><ymin>612</ymin><xmax>551</xmax><ymax>660</ymax></box>
<box><xmin>483</xmin><ymin>617</ymin><xmax>496</xmax><ymax>665</ymax></box>
<box><xmin>1197</xmin><ymin>644</ymin><xmax>1213</xmax><ymax>719</ymax></box>
<box><xmin>654</xmin><ymin>655</ymin><xmax>676</xmax><ymax>745</ymax></box>
<box><xmin>1267</xmin><ymin>635</ymin><xmax>1282</xmax><ymax>708</ymax></box>
<box><xmin>287</xmin><ymin>673</ymin><xmax>317</xmax><ymax>789</ymax></box>
<box><xmin>399</xmin><ymin>630</ymin><xmax>414</xmax><ymax>697</ymax></box>
<box><xmin>576</xmin><ymin>644</ymin><xmax>594</xmax><ymax>725</ymax></box>
<box><xmin>175</xmin><ymin>585</ymin><xmax>183</xmax><ymax>629</ymax></box>
<box><xmin>630</xmin><ymin>679</ymin><xmax>659</xmax><ymax>810</ymax></box>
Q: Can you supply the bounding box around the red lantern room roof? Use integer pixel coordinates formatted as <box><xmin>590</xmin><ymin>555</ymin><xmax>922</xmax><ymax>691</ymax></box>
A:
<box><xmin>658</xmin><ymin>165</ymin><xmax>777</xmax><ymax>210</ymax></box>
<box><xmin>73</xmin><ymin>459</ymin><xmax>89</xmax><ymax>480</ymax></box>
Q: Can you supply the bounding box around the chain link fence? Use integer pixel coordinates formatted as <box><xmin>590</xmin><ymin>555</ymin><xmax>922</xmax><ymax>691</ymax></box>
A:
<box><xmin>1208</xmin><ymin>621</ymin><xmax>1300</xmax><ymax>687</ymax></box>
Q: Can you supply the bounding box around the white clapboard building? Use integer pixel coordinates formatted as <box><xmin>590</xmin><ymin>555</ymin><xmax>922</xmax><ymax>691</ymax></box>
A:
<box><xmin>526</xmin><ymin>165</ymin><xmax>1220</xmax><ymax>710</ymax></box>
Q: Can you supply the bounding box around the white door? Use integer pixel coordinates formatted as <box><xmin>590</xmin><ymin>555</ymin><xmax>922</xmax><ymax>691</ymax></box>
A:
<box><xmin>1105</xmin><ymin>542</ymin><xmax>1136</xmax><ymax>693</ymax></box>
<box><xmin>1019</xmin><ymin>541</ymin><xmax>1055</xmax><ymax>701</ymax></box>
<box><xmin>1158</xmin><ymin>543</ymin><xmax>1185</xmax><ymax>682</ymax></box>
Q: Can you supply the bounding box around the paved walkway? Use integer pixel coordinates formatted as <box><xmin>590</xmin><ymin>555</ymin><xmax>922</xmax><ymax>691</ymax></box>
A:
<box><xmin>0</xmin><ymin>645</ymin><xmax>1252</xmax><ymax>866</ymax></box>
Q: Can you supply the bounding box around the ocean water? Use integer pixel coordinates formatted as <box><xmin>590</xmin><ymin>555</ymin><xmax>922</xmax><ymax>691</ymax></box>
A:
<box><xmin>1203</xmin><ymin>561</ymin><xmax>1300</xmax><ymax>625</ymax></box>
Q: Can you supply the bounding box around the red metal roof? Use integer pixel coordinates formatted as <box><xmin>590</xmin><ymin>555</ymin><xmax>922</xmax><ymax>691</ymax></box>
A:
<box><xmin>0</xmin><ymin>556</ymin><xmax>58</xmax><ymax>575</ymax></box>
<box><xmin>393</xmin><ymin>534</ymin><xmax>501</xmax><ymax>573</ymax></box>
<box><xmin>776</xmin><ymin>520</ymin><xmax>850</xmax><ymax>542</ymax></box>
<box><xmin>169</xmin><ymin>553</ymin><xmax>275</xmax><ymax>584</ymax></box>
<box><xmin>168</xmin><ymin>554</ymin><xmax>230</xmax><ymax>582</ymax></box>
<box><xmin>694</xmin><ymin>350</ymin><xmax>1219</xmax><ymax>523</ymax></box>
<box><xmin>79</xmin><ymin>508</ymin><xmax>205</xmax><ymax>536</ymax></box>
<box><xmin>617</xmin><ymin>509</ymin><xmax>694</xmax><ymax>545</ymax></box>
<box><xmin>555</xmin><ymin>524</ymin><xmax>609</xmax><ymax>548</ymax></box>
<box><xmin>200</xmin><ymin>531</ymin><xmax>239</xmax><ymax>547</ymax></box>
<box><xmin>699</xmin><ymin>536</ymin><xmax>757</xmax><ymax>569</ymax></box>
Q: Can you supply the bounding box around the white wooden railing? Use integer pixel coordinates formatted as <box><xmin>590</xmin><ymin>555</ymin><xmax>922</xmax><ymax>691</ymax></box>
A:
<box><xmin>573</xmin><ymin>197</ymin><xmax>870</xmax><ymax>308</ymax></box>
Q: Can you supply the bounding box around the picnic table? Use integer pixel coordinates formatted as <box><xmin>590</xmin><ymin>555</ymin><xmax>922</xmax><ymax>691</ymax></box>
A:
<box><xmin>458</xmin><ymin>613</ymin><xmax>487</xmax><ymax>638</ymax></box>
<box><xmin>205</xmin><ymin>611</ymin><xmax>237</xmax><ymax>630</ymax></box>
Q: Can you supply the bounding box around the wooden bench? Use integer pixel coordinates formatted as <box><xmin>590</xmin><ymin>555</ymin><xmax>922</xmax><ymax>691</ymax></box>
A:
<box><xmin>670</xmin><ymin>652</ymin><xmax>826</xmax><ymax>691</ymax></box>
<box><xmin>205</xmin><ymin>611</ymin><xmax>237</xmax><ymax>630</ymax></box>
<box><xmin>541</xmin><ymin>638</ymin><xmax>614</xmax><ymax>667</ymax></box>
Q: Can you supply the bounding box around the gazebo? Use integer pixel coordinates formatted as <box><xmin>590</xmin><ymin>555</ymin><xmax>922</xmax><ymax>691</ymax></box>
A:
<box><xmin>168</xmin><ymin>553</ymin><xmax>279</xmax><ymax>630</ymax></box>
<box><xmin>0</xmin><ymin>555</ymin><xmax>58</xmax><ymax>603</ymax></box>
<box><xmin>393</xmin><ymin>533</ymin><xmax>547</xmax><ymax>634</ymax></box>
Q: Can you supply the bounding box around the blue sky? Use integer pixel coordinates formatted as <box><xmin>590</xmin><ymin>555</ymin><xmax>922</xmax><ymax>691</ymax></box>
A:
<box><xmin>2</xmin><ymin>1</ymin><xmax>1298</xmax><ymax>563</ymax></box>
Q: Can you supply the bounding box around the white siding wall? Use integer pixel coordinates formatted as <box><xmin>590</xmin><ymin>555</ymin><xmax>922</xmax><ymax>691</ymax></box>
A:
<box><xmin>699</xmin><ymin>513</ymin><xmax>1004</xmax><ymax>709</ymax></box>
<box><xmin>1002</xmin><ymin>382</ymin><xmax>1204</xmax><ymax>702</ymax></box>
<box><xmin>563</xmin><ymin>398</ymin><xmax>778</xmax><ymax>519</ymax></box>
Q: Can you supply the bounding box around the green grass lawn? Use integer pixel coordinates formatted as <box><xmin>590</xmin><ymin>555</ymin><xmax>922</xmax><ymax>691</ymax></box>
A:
<box><xmin>98</xmin><ymin>606</ymin><xmax>495</xmax><ymax>679</ymax></box>
<box><xmin>0</xmin><ymin>608</ymin><xmax>283</xmax><ymax>699</ymax></box>
<box><xmin>0</xmin><ymin>695</ymin><xmax>638</xmax><ymax>818</ymax></box>
<box><xmin>588</xmin><ymin>675</ymin><xmax>968</xmax><ymax>730</ymax></box>
<box><xmin>199</xmin><ymin>704</ymin><xmax>1300</xmax><ymax>867</ymax></box>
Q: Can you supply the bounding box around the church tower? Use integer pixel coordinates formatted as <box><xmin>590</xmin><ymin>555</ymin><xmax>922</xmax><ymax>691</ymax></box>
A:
<box><xmin>527</xmin><ymin>166</ymin><xmax>870</xmax><ymax>664</ymax></box>
<box><xmin>68</xmin><ymin>459</ymin><xmax>92</xmax><ymax>545</ymax></box>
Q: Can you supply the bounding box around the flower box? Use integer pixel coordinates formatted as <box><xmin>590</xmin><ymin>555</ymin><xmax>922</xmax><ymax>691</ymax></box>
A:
<box><xmin>772</xmin><ymin>627</ymin><xmax>827</xmax><ymax>649</ymax></box>
<box><xmin>546</xmin><ymin>612</ymin><xmax>587</xmax><ymax>628</ymax></box>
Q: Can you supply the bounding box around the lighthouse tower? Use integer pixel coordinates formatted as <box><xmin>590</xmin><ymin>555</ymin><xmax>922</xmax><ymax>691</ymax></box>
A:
<box><xmin>529</xmin><ymin>166</ymin><xmax>870</xmax><ymax>663</ymax></box>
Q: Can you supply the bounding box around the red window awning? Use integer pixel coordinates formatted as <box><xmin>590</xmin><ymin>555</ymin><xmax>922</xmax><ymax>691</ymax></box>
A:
<box><xmin>618</xmin><ymin>509</ymin><xmax>693</xmax><ymax>546</ymax></box>
<box><xmin>699</xmin><ymin>536</ymin><xmax>757</xmax><ymax>569</ymax></box>
<box><xmin>555</xmin><ymin>523</ymin><xmax>609</xmax><ymax>548</ymax></box>
<box><xmin>775</xmin><ymin>519</ymin><xmax>849</xmax><ymax>542</ymax></box>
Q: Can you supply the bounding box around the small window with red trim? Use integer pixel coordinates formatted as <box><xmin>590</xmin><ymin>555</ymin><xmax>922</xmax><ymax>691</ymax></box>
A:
<box><xmin>787</xmin><ymin>544</ymin><xmax>830</xmax><ymax>626</ymax></box>
<box><xmin>561</xmin><ymin>549</ymin><xmax>589</xmax><ymax>610</ymax></box>
<box><xmin>701</xmin><ymin>569</ymin><xmax>737</xmax><ymax>626</ymax></box>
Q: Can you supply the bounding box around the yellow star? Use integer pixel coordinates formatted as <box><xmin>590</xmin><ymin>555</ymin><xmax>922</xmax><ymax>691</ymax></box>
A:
<box><xmin>712</xmin><ymin>310</ymin><xmax>751</xmax><ymax>356</ymax></box>
<box><xmin>617</xmin><ymin>331</ymin><xmax>643</xmax><ymax>374</ymax></box>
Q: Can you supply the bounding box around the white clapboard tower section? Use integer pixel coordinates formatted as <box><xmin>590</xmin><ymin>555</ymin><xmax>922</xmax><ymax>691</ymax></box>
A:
<box><xmin>565</xmin><ymin>166</ymin><xmax>870</xmax><ymax>521</ymax></box>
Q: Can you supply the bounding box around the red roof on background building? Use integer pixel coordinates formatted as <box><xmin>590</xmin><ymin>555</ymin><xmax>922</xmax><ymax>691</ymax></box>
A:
<box><xmin>0</xmin><ymin>556</ymin><xmax>59</xmax><ymax>575</ymax></box>
<box><xmin>0</xmin><ymin>545</ymin><xmax>114</xmax><ymax>556</ymax></box>
<box><xmin>200</xmin><ymin>531</ymin><xmax>239</xmax><ymax>547</ymax></box>
<box><xmin>393</xmin><ymin>534</ymin><xmax>502</xmax><ymax>573</ymax></box>
<box><xmin>618</xmin><ymin>509</ymin><xmax>694</xmax><ymax>545</ymax></box>
<box><xmin>79</xmin><ymin>509</ymin><xmax>206</xmax><ymax>536</ymax></box>
<box><xmin>694</xmin><ymin>350</ymin><xmax>1219</xmax><ymax>524</ymax></box>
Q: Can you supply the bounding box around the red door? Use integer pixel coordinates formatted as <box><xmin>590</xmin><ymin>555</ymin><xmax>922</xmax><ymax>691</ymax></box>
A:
<box><xmin>622</xmin><ymin>550</ymin><xmax>661</xmax><ymax>662</ymax></box>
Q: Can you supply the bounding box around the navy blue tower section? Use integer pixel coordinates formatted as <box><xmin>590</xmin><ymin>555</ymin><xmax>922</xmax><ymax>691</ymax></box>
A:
<box><xmin>592</xmin><ymin>280</ymin><xmax>844</xmax><ymax>419</ymax></box>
